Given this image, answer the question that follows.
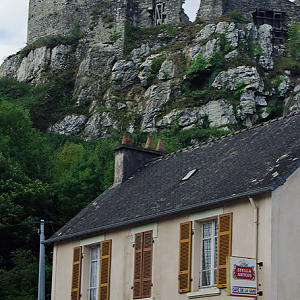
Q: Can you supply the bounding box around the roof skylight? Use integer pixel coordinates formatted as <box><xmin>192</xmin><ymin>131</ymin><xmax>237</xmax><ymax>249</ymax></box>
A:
<box><xmin>181</xmin><ymin>169</ymin><xmax>197</xmax><ymax>181</ymax></box>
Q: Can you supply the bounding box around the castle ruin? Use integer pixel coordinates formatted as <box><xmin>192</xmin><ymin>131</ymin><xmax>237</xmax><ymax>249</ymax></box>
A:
<box><xmin>27</xmin><ymin>0</ymin><xmax>300</xmax><ymax>45</ymax></box>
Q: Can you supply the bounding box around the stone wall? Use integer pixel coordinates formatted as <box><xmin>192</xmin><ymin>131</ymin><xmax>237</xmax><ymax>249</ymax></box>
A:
<box><xmin>27</xmin><ymin>0</ymin><xmax>127</xmax><ymax>44</ymax></box>
<box><xmin>27</xmin><ymin>0</ymin><xmax>188</xmax><ymax>45</ymax></box>
<box><xmin>27</xmin><ymin>0</ymin><xmax>300</xmax><ymax>45</ymax></box>
<box><xmin>197</xmin><ymin>0</ymin><xmax>300</xmax><ymax>23</ymax></box>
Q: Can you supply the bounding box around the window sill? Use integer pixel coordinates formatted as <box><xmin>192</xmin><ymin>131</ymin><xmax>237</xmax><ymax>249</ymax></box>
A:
<box><xmin>187</xmin><ymin>287</ymin><xmax>220</xmax><ymax>298</ymax></box>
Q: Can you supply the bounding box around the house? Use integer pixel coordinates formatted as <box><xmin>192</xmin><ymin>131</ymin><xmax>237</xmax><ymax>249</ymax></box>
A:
<box><xmin>46</xmin><ymin>112</ymin><xmax>300</xmax><ymax>300</ymax></box>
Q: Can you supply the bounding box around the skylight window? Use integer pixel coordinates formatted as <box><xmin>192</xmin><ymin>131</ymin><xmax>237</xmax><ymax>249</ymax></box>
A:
<box><xmin>181</xmin><ymin>169</ymin><xmax>197</xmax><ymax>181</ymax></box>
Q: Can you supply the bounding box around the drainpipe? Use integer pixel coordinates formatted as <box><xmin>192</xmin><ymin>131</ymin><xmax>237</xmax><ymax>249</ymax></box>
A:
<box><xmin>248</xmin><ymin>196</ymin><xmax>258</xmax><ymax>259</ymax></box>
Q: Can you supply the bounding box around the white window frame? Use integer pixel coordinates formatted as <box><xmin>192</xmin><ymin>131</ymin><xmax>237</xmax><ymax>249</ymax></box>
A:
<box><xmin>200</xmin><ymin>219</ymin><xmax>218</xmax><ymax>288</ymax></box>
<box><xmin>88</xmin><ymin>245</ymin><xmax>100</xmax><ymax>300</ymax></box>
<box><xmin>187</xmin><ymin>208</ymin><xmax>222</xmax><ymax>298</ymax></box>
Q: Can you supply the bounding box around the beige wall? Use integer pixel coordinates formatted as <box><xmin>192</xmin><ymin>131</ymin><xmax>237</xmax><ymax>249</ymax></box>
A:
<box><xmin>52</xmin><ymin>193</ymin><xmax>275</xmax><ymax>300</ymax></box>
<box><xmin>271</xmin><ymin>168</ymin><xmax>300</xmax><ymax>300</ymax></box>
<box><xmin>52</xmin><ymin>240</ymin><xmax>80</xmax><ymax>300</ymax></box>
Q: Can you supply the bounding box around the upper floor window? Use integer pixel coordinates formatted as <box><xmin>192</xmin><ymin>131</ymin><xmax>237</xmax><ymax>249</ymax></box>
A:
<box><xmin>178</xmin><ymin>213</ymin><xmax>232</xmax><ymax>294</ymax></box>
<box><xmin>89</xmin><ymin>245</ymin><xmax>100</xmax><ymax>300</ymax></box>
<box><xmin>71</xmin><ymin>240</ymin><xmax>112</xmax><ymax>300</ymax></box>
<box><xmin>200</xmin><ymin>220</ymin><xmax>218</xmax><ymax>287</ymax></box>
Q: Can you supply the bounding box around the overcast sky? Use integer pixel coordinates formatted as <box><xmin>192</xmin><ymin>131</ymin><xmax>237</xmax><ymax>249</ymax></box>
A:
<box><xmin>0</xmin><ymin>0</ymin><xmax>197</xmax><ymax>64</ymax></box>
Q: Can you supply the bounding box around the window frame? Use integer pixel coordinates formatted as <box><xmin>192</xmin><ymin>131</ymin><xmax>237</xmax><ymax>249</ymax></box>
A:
<box><xmin>182</xmin><ymin>208</ymin><xmax>232</xmax><ymax>298</ymax></box>
<box><xmin>88</xmin><ymin>245</ymin><xmax>101</xmax><ymax>300</ymax></box>
<box><xmin>75</xmin><ymin>237</ymin><xmax>111</xmax><ymax>300</ymax></box>
<box><xmin>199</xmin><ymin>219</ymin><xmax>218</xmax><ymax>288</ymax></box>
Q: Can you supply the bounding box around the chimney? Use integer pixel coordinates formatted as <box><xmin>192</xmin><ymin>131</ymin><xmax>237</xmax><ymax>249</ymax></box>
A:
<box><xmin>145</xmin><ymin>136</ymin><xmax>154</xmax><ymax>149</ymax></box>
<box><xmin>156</xmin><ymin>138</ymin><xmax>165</xmax><ymax>152</ymax></box>
<box><xmin>122</xmin><ymin>132</ymin><xmax>131</xmax><ymax>145</ymax></box>
<box><xmin>113</xmin><ymin>133</ymin><xmax>165</xmax><ymax>184</ymax></box>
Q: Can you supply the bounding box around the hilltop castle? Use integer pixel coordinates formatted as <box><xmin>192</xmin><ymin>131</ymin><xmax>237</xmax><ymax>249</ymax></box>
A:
<box><xmin>27</xmin><ymin>0</ymin><xmax>300</xmax><ymax>45</ymax></box>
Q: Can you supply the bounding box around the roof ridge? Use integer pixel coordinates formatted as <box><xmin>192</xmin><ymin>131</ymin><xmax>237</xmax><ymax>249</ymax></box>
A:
<box><xmin>151</xmin><ymin>111</ymin><xmax>300</xmax><ymax>162</ymax></box>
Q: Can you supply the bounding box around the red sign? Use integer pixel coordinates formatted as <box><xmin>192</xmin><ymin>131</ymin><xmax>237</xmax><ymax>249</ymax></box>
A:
<box><xmin>234</xmin><ymin>266</ymin><xmax>254</xmax><ymax>280</ymax></box>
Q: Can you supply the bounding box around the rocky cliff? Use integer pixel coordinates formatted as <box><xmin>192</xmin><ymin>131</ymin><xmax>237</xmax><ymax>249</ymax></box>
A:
<box><xmin>1</xmin><ymin>18</ymin><xmax>300</xmax><ymax>140</ymax></box>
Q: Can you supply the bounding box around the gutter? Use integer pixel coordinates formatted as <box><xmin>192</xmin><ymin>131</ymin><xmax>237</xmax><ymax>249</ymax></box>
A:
<box><xmin>45</xmin><ymin>186</ymin><xmax>271</xmax><ymax>244</ymax></box>
<box><xmin>271</xmin><ymin>161</ymin><xmax>300</xmax><ymax>190</ymax></box>
<box><xmin>45</xmin><ymin>161</ymin><xmax>300</xmax><ymax>244</ymax></box>
<box><xmin>248</xmin><ymin>196</ymin><xmax>258</xmax><ymax>259</ymax></box>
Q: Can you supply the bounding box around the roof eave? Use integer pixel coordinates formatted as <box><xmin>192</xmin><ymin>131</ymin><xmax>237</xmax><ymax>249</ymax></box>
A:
<box><xmin>44</xmin><ymin>186</ymin><xmax>272</xmax><ymax>244</ymax></box>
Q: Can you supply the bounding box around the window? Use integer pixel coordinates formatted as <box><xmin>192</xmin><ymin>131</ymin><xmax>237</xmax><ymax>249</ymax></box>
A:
<box><xmin>133</xmin><ymin>231</ymin><xmax>153</xmax><ymax>299</ymax></box>
<box><xmin>71</xmin><ymin>240</ymin><xmax>112</xmax><ymax>300</ymax></box>
<box><xmin>200</xmin><ymin>220</ymin><xmax>218</xmax><ymax>287</ymax></box>
<box><xmin>89</xmin><ymin>245</ymin><xmax>100</xmax><ymax>300</ymax></box>
<box><xmin>178</xmin><ymin>213</ymin><xmax>232</xmax><ymax>294</ymax></box>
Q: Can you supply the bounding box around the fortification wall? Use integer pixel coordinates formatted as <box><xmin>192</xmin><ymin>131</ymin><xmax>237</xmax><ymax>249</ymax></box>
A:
<box><xmin>197</xmin><ymin>0</ymin><xmax>300</xmax><ymax>23</ymax></box>
<box><xmin>27</xmin><ymin>0</ymin><xmax>189</xmax><ymax>44</ymax></box>
<box><xmin>224</xmin><ymin>0</ymin><xmax>300</xmax><ymax>21</ymax></box>
<box><xmin>27</xmin><ymin>0</ymin><xmax>128</xmax><ymax>44</ymax></box>
<box><xmin>27</xmin><ymin>0</ymin><xmax>300</xmax><ymax>47</ymax></box>
<box><xmin>196</xmin><ymin>0</ymin><xmax>223</xmax><ymax>23</ymax></box>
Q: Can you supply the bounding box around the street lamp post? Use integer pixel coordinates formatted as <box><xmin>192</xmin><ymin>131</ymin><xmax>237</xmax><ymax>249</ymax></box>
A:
<box><xmin>38</xmin><ymin>220</ymin><xmax>45</xmax><ymax>300</ymax></box>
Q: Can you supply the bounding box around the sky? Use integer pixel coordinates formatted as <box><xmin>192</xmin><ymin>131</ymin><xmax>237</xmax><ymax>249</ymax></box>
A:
<box><xmin>0</xmin><ymin>0</ymin><xmax>197</xmax><ymax>64</ymax></box>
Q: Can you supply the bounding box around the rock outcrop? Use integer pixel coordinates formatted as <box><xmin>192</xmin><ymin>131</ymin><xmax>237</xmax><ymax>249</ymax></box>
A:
<box><xmin>1</xmin><ymin>20</ymin><xmax>300</xmax><ymax>139</ymax></box>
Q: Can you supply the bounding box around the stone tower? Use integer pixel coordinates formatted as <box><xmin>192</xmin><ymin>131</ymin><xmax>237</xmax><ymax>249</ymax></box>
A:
<box><xmin>27</xmin><ymin>0</ymin><xmax>188</xmax><ymax>44</ymax></box>
<box><xmin>197</xmin><ymin>0</ymin><xmax>300</xmax><ymax>23</ymax></box>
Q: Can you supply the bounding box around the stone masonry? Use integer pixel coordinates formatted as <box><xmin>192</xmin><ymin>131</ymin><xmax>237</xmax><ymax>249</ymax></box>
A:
<box><xmin>27</xmin><ymin>0</ymin><xmax>300</xmax><ymax>46</ymax></box>
<box><xmin>27</xmin><ymin>0</ymin><xmax>188</xmax><ymax>44</ymax></box>
<box><xmin>197</xmin><ymin>0</ymin><xmax>300</xmax><ymax>23</ymax></box>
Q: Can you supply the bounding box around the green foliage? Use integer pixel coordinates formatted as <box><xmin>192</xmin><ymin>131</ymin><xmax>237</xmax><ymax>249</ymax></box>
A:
<box><xmin>19</xmin><ymin>24</ymin><xmax>82</xmax><ymax>59</ymax></box>
<box><xmin>51</xmin><ymin>138</ymin><xmax>118</xmax><ymax>222</ymax></box>
<box><xmin>227</xmin><ymin>11</ymin><xmax>249</xmax><ymax>24</ymax></box>
<box><xmin>147</xmin><ymin>55</ymin><xmax>165</xmax><ymax>85</ymax></box>
<box><xmin>269</xmin><ymin>57</ymin><xmax>300</xmax><ymax>79</ymax></box>
<box><xmin>287</xmin><ymin>22</ymin><xmax>300</xmax><ymax>60</ymax></box>
<box><xmin>182</xmin><ymin>51</ymin><xmax>225</xmax><ymax>104</ymax></box>
<box><xmin>0</xmin><ymin>101</ymin><xmax>52</xmax><ymax>179</ymax></box>
<box><xmin>52</xmin><ymin>142</ymin><xmax>84</xmax><ymax>180</ymax></box>
<box><xmin>150</xmin><ymin>127</ymin><xmax>232</xmax><ymax>152</ymax></box>
<box><xmin>0</xmin><ymin>249</ymin><xmax>52</xmax><ymax>300</ymax></box>
<box><xmin>110</xmin><ymin>31</ymin><xmax>122</xmax><ymax>43</ymax></box>
<box><xmin>0</xmin><ymin>71</ymin><xmax>80</xmax><ymax>132</ymax></box>
<box><xmin>124</xmin><ymin>22</ymin><xmax>178</xmax><ymax>55</ymax></box>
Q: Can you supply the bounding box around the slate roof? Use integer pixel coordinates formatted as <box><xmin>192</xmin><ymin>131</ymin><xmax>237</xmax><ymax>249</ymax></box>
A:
<box><xmin>46</xmin><ymin>113</ymin><xmax>300</xmax><ymax>243</ymax></box>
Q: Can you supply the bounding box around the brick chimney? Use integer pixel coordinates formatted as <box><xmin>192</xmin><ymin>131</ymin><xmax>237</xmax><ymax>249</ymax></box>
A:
<box><xmin>113</xmin><ymin>133</ymin><xmax>165</xmax><ymax>184</ymax></box>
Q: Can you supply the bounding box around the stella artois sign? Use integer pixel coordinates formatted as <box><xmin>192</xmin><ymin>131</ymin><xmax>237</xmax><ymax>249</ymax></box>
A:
<box><xmin>227</xmin><ymin>256</ymin><xmax>257</xmax><ymax>297</ymax></box>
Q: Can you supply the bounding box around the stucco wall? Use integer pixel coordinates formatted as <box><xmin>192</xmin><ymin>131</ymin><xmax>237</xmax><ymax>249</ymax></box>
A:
<box><xmin>271</xmin><ymin>168</ymin><xmax>300</xmax><ymax>300</ymax></box>
<box><xmin>52</xmin><ymin>240</ymin><xmax>80</xmax><ymax>300</ymax></box>
<box><xmin>51</xmin><ymin>195</ymin><xmax>273</xmax><ymax>300</ymax></box>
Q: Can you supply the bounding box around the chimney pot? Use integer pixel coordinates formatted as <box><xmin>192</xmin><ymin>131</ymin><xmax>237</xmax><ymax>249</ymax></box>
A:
<box><xmin>156</xmin><ymin>138</ymin><xmax>165</xmax><ymax>152</ymax></box>
<box><xmin>145</xmin><ymin>136</ymin><xmax>154</xmax><ymax>150</ymax></box>
<box><xmin>122</xmin><ymin>132</ymin><xmax>131</xmax><ymax>145</ymax></box>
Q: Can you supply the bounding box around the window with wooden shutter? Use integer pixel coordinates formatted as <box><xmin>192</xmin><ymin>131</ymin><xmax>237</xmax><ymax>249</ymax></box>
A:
<box><xmin>71</xmin><ymin>246</ymin><xmax>82</xmax><ymax>300</ymax></box>
<box><xmin>99</xmin><ymin>240</ymin><xmax>112</xmax><ymax>300</ymax></box>
<box><xmin>133</xmin><ymin>231</ymin><xmax>153</xmax><ymax>299</ymax></box>
<box><xmin>178</xmin><ymin>221</ymin><xmax>192</xmax><ymax>293</ymax></box>
<box><xmin>217</xmin><ymin>213</ymin><xmax>232</xmax><ymax>288</ymax></box>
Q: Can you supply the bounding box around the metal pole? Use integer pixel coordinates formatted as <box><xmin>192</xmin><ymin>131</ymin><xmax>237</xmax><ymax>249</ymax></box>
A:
<box><xmin>38</xmin><ymin>220</ymin><xmax>45</xmax><ymax>300</ymax></box>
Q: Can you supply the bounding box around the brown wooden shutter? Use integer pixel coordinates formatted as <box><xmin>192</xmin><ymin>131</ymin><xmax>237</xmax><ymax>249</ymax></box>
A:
<box><xmin>99</xmin><ymin>240</ymin><xmax>112</xmax><ymax>300</ymax></box>
<box><xmin>71</xmin><ymin>246</ymin><xmax>82</xmax><ymax>300</ymax></box>
<box><xmin>133</xmin><ymin>231</ymin><xmax>153</xmax><ymax>299</ymax></box>
<box><xmin>141</xmin><ymin>231</ymin><xmax>153</xmax><ymax>298</ymax></box>
<box><xmin>217</xmin><ymin>213</ymin><xmax>232</xmax><ymax>288</ymax></box>
<box><xmin>133</xmin><ymin>232</ymin><xmax>143</xmax><ymax>299</ymax></box>
<box><xmin>178</xmin><ymin>221</ymin><xmax>192</xmax><ymax>293</ymax></box>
